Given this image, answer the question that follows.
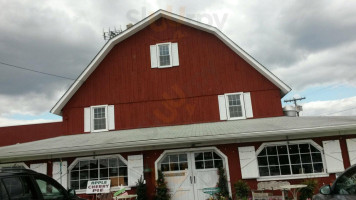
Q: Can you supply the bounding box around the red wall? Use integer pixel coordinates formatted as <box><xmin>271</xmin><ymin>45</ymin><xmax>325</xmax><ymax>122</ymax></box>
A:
<box><xmin>61</xmin><ymin>18</ymin><xmax>283</xmax><ymax>134</ymax></box>
<box><xmin>0</xmin><ymin>122</ymin><xmax>64</xmax><ymax>147</ymax></box>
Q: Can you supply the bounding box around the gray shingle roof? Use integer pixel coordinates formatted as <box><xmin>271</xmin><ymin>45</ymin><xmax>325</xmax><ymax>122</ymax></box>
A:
<box><xmin>1</xmin><ymin>116</ymin><xmax>356</xmax><ymax>162</ymax></box>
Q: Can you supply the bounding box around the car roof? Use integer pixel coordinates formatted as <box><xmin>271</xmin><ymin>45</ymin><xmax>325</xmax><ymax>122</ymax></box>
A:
<box><xmin>0</xmin><ymin>168</ymin><xmax>39</xmax><ymax>177</ymax></box>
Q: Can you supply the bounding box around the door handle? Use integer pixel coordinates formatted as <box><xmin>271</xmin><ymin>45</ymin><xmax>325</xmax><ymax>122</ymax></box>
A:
<box><xmin>190</xmin><ymin>176</ymin><xmax>192</xmax><ymax>184</ymax></box>
<box><xmin>194</xmin><ymin>176</ymin><xmax>196</xmax><ymax>183</ymax></box>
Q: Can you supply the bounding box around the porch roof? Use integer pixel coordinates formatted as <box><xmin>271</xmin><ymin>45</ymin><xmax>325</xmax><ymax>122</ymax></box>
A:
<box><xmin>1</xmin><ymin>116</ymin><xmax>356</xmax><ymax>162</ymax></box>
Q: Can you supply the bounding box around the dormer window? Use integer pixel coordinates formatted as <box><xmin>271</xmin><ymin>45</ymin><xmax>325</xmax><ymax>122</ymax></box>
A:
<box><xmin>150</xmin><ymin>42</ymin><xmax>179</xmax><ymax>68</ymax></box>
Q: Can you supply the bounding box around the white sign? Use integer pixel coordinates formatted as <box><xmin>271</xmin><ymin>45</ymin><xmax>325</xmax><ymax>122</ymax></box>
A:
<box><xmin>86</xmin><ymin>180</ymin><xmax>111</xmax><ymax>194</ymax></box>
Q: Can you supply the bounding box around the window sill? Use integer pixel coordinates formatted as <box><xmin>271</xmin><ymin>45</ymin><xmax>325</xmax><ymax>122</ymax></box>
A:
<box><xmin>227</xmin><ymin>116</ymin><xmax>247</xmax><ymax>121</ymax></box>
<box><xmin>256</xmin><ymin>173</ymin><xmax>329</xmax><ymax>181</ymax></box>
<box><xmin>158</xmin><ymin>65</ymin><xmax>173</xmax><ymax>68</ymax></box>
<box><xmin>76</xmin><ymin>186</ymin><xmax>131</xmax><ymax>194</ymax></box>
<box><xmin>91</xmin><ymin>129</ymin><xmax>109</xmax><ymax>133</ymax></box>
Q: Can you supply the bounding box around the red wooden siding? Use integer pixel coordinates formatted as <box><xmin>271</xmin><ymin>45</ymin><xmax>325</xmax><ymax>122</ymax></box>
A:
<box><xmin>61</xmin><ymin>18</ymin><xmax>283</xmax><ymax>133</ymax></box>
<box><xmin>0</xmin><ymin>122</ymin><xmax>63</xmax><ymax>147</ymax></box>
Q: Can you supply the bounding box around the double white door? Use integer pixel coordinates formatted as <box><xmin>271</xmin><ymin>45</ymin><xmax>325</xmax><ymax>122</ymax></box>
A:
<box><xmin>162</xmin><ymin>151</ymin><xmax>223</xmax><ymax>200</ymax></box>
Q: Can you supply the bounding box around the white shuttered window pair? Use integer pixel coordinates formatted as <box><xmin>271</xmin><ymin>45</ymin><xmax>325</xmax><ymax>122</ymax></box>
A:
<box><xmin>150</xmin><ymin>42</ymin><xmax>179</xmax><ymax>68</ymax></box>
<box><xmin>218</xmin><ymin>92</ymin><xmax>253</xmax><ymax>120</ymax></box>
<box><xmin>84</xmin><ymin>105</ymin><xmax>115</xmax><ymax>132</ymax></box>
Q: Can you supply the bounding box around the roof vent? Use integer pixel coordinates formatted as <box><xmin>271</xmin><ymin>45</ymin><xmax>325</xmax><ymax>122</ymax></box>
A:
<box><xmin>126</xmin><ymin>23</ymin><xmax>133</xmax><ymax>29</ymax></box>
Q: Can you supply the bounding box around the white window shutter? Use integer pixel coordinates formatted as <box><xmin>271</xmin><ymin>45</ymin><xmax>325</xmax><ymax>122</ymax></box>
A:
<box><xmin>108</xmin><ymin>105</ymin><xmax>115</xmax><ymax>130</ymax></box>
<box><xmin>172</xmin><ymin>43</ymin><xmax>179</xmax><ymax>66</ymax></box>
<box><xmin>323</xmin><ymin>140</ymin><xmax>345</xmax><ymax>173</ymax></box>
<box><xmin>84</xmin><ymin>107</ymin><xmax>91</xmax><ymax>132</ymax></box>
<box><xmin>238</xmin><ymin>146</ymin><xmax>259</xmax><ymax>179</ymax></box>
<box><xmin>218</xmin><ymin>95</ymin><xmax>227</xmax><ymax>120</ymax></box>
<box><xmin>128</xmin><ymin>155</ymin><xmax>144</xmax><ymax>187</ymax></box>
<box><xmin>150</xmin><ymin>45</ymin><xmax>158</xmax><ymax>68</ymax></box>
<box><xmin>346</xmin><ymin>139</ymin><xmax>356</xmax><ymax>166</ymax></box>
<box><xmin>243</xmin><ymin>92</ymin><xmax>253</xmax><ymax>118</ymax></box>
<box><xmin>53</xmin><ymin>161</ymin><xmax>68</xmax><ymax>189</ymax></box>
<box><xmin>30</xmin><ymin>163</ymin><xmax>47</xmax><ymax>175</ymax></box>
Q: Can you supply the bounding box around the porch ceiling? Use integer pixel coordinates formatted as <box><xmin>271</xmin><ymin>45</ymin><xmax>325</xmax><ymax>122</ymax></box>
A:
<box><xmin>1</xmin><ymin>116</ymin><xmax>356</xmax><ymax>162</ymax></box>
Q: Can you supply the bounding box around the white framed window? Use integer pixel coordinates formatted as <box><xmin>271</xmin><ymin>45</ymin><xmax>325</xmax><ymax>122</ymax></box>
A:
<box><xmin>68</xmin><ymin>155</ymin><xmax>128</xmax><ymax>193</ymax></box>
<box><xmin>225</xmin><ymin>92</ymin><xmax>246</xmax><ymax>120</ymax></box>
<box><xmin>150</xmin><ymin>42</ymin><xmax>179</xmax><ymax>68</ymax></box>
<box><xmin>218</xmin><ymin>92</ymin><xmax>253</xmax><ymax>120</ymax></box>
<box><xmin>256</xmin><ymin>141</ymin><xmax>326</xmax><ymax>178</ymax></box>
<box><xmin>194</xmin><ymin>151</ymin><xmax>223</xmax><ymax>170</ymax></box>
<box><xmin>157</xmin><ymin>43</ymin><xmax>172</xmax><ymax>68</ymax></box>
<box><xmin>84</xmin><ymin>105</ymin><xmax>115</xmax><ymax>132</ymax></box>
<box><xmin>91</xmin><ymin>105</ymin><xmax>108</xmax><ymax>132</ymax></box>
<box><xmin>160</xmin><ymin>154</ymin><xmax>188</xmax><ymax>172</ymax></box>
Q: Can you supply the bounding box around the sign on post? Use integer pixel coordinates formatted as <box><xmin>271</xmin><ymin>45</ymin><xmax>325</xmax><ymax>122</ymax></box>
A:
<box><xmin>86</xmin><ymin>180</ymin><xmax>111</xmax><ymax>194</ymax></box>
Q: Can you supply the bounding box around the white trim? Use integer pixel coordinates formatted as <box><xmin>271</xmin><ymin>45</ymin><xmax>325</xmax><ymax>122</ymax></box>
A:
<box><xmin>255</xmin><ymin>139</ymin><xmax>328</xmax><ymax>179</ymax></box>
<box><xmin>91</xmin><ymin>105</ymin><xmax>108</xmax><ymax>132</ymax></box>
<box><xmin>154</xmin><ymin>146</ymin><xmax>232</xmax><ymax>197</ymax></box>
<box><xmin>225</xmin><ymin>92</ymin><xmax>246</xmax><ymax>120</ymax></box>
<box><xmin>156</xmin><ymin>42</ymin><xmax>173</xmax><ymax>68</ymax></box>
<box><xmin>257</xmin><ymin>173</ymin><xmax>330</xmax><ymax>181</ymax></box>
<box><xmin>0</xmin><ymin>162</ymin><xmax>29</xmax><ymax>169</ymax></box>
<box><xmin>68</xmin><ymin>154</ymin><xmax>129</xmax><ymax>193</ymax></box>
<box><xmin>50</xmin><ymin>9</ymin><xmax>291</xmax><ymax>115</ymax></box>
<box><xmin>255</xmin><ymin>139</ymin><xmax>323</xmax><ymax>154</ymax></box>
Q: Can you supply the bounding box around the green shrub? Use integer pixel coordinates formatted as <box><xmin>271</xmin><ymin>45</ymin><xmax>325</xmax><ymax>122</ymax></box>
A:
<box><xmin>234</xmin><ymin>180</ymin><xmax>250</xmax><ymax>200</ymax></box>
<box><xmin>136</xmin><ymin>176</ymin><xmax>147</xmax><ymax>200</ymax></box>
<box><xmin>299</xmin><ymin>179</ymin><xmax>318</xmax><ymax>200</ymax></box>
<box><xmin>217</xmin><ymin>166</ymin><xmax>230</xmax><ymax>199</ymax></box>
<box><xmin>154</xmin><ymin>170</ymin><xmax>170</xmax><ymax>200</ymax></box>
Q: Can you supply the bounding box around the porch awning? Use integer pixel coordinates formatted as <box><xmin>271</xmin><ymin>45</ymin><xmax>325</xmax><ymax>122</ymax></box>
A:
<box><xmin>1</xmin><ymin>116</ymin><xmax>356</xmax><ymax>162</ymax></box>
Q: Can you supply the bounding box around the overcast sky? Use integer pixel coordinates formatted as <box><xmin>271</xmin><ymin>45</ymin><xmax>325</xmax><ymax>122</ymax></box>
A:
<box><xmin>0</xmin><ymin>0</ymin><xmax>356</xmax><ymax>127</ymax></box>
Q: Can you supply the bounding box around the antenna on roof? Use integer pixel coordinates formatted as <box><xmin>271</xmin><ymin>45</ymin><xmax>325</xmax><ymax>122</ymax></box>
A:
<box><xmin>103</xmin><ymin>27</ymin><xmax>122</xmax><ymax>41</ymax></box>
<box><xmin>284</xmin><ymin>96</ymin><xmax>306</xmax><ymax>117</ymax></box>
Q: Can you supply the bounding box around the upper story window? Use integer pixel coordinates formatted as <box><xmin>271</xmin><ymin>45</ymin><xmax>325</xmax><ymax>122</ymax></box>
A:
<box><xmin>226</xmin><ymin>93</ymin><xmax>245</xmax><ymax>119</ymax></box>
<box><xmin>218</xmin><ymin>92</ymin><xmax>253</xmax><ymax>120</ymax></box>
<box><xmin>150</xmin><ymin>42</ymin><xmax>179</xmax><ymax>68</ymax></box>
<box><xmin>92</xmin><ymin>106</ymin><xmax>107</xmax><ymax>131</ymax></box>
<box><xmin>257</xmin><ymin>142</ymin><xmax>325</xmax><ymax>177</ymax></box>
<box><xmin>158</xmin><ymin>43</ymin><xmax>171</xmax><ymax>67</ymax></box>
<box><xmin>84</xmin><ymin>105</ymin><xmax>115</xmax><ymax>132</ymax></box>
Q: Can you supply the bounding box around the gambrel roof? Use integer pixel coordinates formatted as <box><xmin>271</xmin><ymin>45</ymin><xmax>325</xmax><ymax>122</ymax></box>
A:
<box><xmin>51</xmin><ymin>9</ymin><xmax>291</xmax><ymax>115</ymax></box>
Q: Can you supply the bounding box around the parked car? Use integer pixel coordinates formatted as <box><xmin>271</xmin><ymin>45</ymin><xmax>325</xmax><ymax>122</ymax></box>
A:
<box><xmin>313</xmin><ymin>165</ymin><xmax>356</xmax><ymax>200</ymax></box>
<box><xmin>0</xmin><ymin>167</ymin><xmax>86</xmax><ymax>200</ymax></box>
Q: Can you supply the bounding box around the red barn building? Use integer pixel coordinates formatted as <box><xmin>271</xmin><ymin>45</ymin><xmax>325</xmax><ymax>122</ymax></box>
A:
<box><xmin>1</xmin><ymin>10</ymin><xmax>356</xmax><ymax>200</ymax></box>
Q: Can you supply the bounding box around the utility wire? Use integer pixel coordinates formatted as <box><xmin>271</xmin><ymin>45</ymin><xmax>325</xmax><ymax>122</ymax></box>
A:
<box><xmin>0</xmin><ymin>61</ymin><xmax>76</xmax><ymax>81</ymax></box>
<box><xmin>322</xmin><ymin>106</ymin><xmax>356</xmax><ymax>116</ymax></box>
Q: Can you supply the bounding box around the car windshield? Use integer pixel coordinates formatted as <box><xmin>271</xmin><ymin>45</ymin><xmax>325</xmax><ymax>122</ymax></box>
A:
<box><xmin>334</xmin><ymin>167</ymin><xmax>356</xmax><ymax>195</ymax></box>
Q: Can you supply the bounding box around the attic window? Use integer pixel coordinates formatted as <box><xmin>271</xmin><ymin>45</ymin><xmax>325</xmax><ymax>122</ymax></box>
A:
<box><xmin>158</xmin><ymin>43</ymin><xmax>171</xmax><ymax>67</ymax></box>
<box><xmin>150</xmin><ymin>42</ymin><xmax>179</xmax><ymax>68</ymax></box>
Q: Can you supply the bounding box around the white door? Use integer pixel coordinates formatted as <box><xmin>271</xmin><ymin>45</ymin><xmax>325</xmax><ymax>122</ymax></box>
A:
<box><xmin>162</xmin><ymin>153</ymin><xmax>195</xmax><ymax>200</ymax></box>
<box><xmin>161</xmin><ymin>151</ymin><xmax>224</xmax><ymax>200</ymax></box>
